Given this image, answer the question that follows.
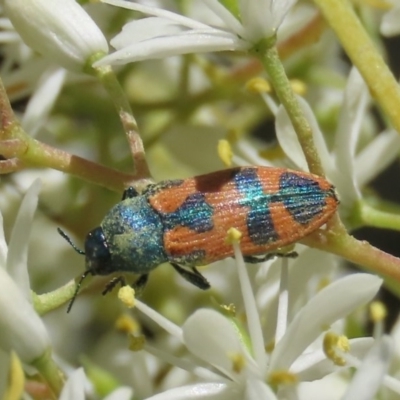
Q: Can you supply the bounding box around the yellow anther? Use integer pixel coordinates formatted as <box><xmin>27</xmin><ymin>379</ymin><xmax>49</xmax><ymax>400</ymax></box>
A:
<box><xmin>370</xmin><ymin>301</ymin><xmax>387</xmax><ymax>323</ymax></box>
<box><xmin>323</xmin><ymin>331</ymin><xmax>350</xmax><ymax>366</ymax></box>
<box><xmin>225</xmin><ymin>227</ymin><xmax>242</xmax><ymax>245</ymax></box>
<box><xmin>317</xmin><ymin>277</ymin><xmax>331</xmax><ymax>292</ymax></box>
<box><xmin>265</xmin><ymin>339</ymin><xmax>275</xmax><ymax>353</ymax></box>
<box><xmin>128</xmin><ymin>334</ymin><xmax>146</xmax><ymax>352</ymax></box>
<box><xmin>269</xmin><ymin>370</ymin><xmax>298</xmax><ymax>386</ymax></box>
<box><xmin>290</xmin><ymin>79</ymin><xmax>307</xmax><ymax>96</ymax></box>
<box><xmin>118</xmin><ymin>286</ymin><xmax>136</xmax><ymax>308</ymax></box>
<box><xmin>218</xmin><ymin>139</ymin><xmax>233</xmax><ymax>167</ymax></box>
<box><xmin>115</xmin><ymin>314</ymin><xmax>140</xmax><ymax>334</ymax></box>
<box><xmin>229</xmin><ymin>353</ymin><xmax>246</xmax><ymax>373</ymax></box>
<box><xmin>246</xmin><ymin>77</ymin><xmax>272</xmax><ymax>94</ymax></box>
<box><xmin>220</xmin><ymin>303</ymin><xmax>236</xmax><ymax>317</ymax></box>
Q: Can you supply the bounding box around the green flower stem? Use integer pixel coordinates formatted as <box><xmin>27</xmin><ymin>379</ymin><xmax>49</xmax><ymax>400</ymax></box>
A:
<box><xmin>31</xmin><ymin>349</ymin><xmax>65</xmax><ymax>397</ymax></box>
<box><xmin>303</xmin><ymin>228</ymin><xmax>400</xmax><ymax>283</ymax></box>
<box><xmin>93</xmin><ymin>65</ymin><xmax>152</xmax><ymax>190</ymax></box>
<box><xmin>33</xmin><ymin>275</ymin><xmax>94</xmax><ymax>315</ymax></box>
<box><xmin>257</xmin><ymin>44</ymin><xmax>324</xmax><ymax>176</ymax></box>
<box><xmin>81</xmin><ymin>356</ymin><xmax>120</xmax><ymax>397</ymax></box>
<box><xmin>314</xmin><ymin>0</ymin><xmax>400</xmax><ymax>135</ymax></box>
<box><xmin>354</xmin><ymin>202</ymin><xmax>400</xmax><ymax>232</ymax></box>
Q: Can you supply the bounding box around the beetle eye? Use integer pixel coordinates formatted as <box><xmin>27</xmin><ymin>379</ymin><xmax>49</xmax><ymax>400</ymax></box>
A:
<box><xmin>85</xmin><ymin>227</ymin><xmax>111</xmax><ymax>274</ymax></box>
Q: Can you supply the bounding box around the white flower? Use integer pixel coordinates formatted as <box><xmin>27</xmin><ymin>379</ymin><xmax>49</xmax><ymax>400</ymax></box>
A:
<box><xmin>95</xmin><ymin>0</ymin><xmax>297</xmax><ymax>66</ymax></box>
<box><xmin>0</xmin><ymin>179</ymin><xmax>50</xmax><ymax>364</ymax></box>
<box><xmin>127</xmin><ymin>241</ymin><xmax>387</xmax><ymax>399</ymax></box>
<box><xmin>59</xmin><ymin>368</ymin><xmax>86</xmax><ymax>400</ymax></box>
<box><xmin>4</xmin><ymin>0</ymin><xmax>108</xmax><ymax>72</ymax></box>
<box><xmin>341</xmin><ymin>336</ymin><xmax>394</xmax><ymax>400</ymax></box>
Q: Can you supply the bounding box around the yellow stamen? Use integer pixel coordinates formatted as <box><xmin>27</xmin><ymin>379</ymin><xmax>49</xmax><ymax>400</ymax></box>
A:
<box><xmin>115</xmin><ymin>314</ymin><xmax>140</xmax><ymax>334</ymax></box>
<box><xmin>118</xmin><ymin>286</ymin><xmax>136</xmax><ymax>308</ymax></box>
<box><xmin>290</xmin><ymin>79</ymin><xmax>307</xmax><ymax>96</ymax></box>
<box><xmin>229</xmin><ymin>353</ymin><xmax>246</xmax><ymax>373</ymax></box>
<box><xmin>225</xmin><ymin>227</ymin><xmax>242</xmax><ymax>245</ymax></box>
<box><xmin>218</xmin><ymin>139</ymin><xmax>233</xmax><ymax>167</ymax></box>
<box><xmin>246</xmin><ymin>77</ymin><xmax>272</xmax><ymax>94</ymax></box>
<box><xmin>269</xmin><ymin>370</ymin><xmax>298</xmax><ymax>386</ymax></box>
<box><xmin>370</xmin><ymin>301</ymin><xmax>387</xmax><ymax>323</ymax></box>
<box><xmin>323</xmin><ymin>331</ymin><xmax>350</xmax><ymax>366</ymax></box>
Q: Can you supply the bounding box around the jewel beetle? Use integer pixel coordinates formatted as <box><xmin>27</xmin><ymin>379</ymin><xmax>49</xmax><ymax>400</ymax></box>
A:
<box><xmin>59</xmin><ymin>166</ymin><xmax>339</xmax><ymax>311</ymax></box>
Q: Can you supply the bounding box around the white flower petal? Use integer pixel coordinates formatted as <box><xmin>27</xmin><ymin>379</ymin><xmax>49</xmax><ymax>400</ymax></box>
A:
<box><xmin>183</xmin><ymin>309</ymin><xmax>255</xmax><ymax>381</ymax></box>
<box><xmin>341</xmin><ymin>336</ymin><xmax>393</xmax><ymax>400</ymax></box>
<box><xmin>111</xmin><ymin>17</ymin><xmax>187</xmax><ymax>50</ymax></box>
<box><xmin>288</xmin><ymin>249</ymin><xmax>337</xmax><ymax>317</ymax></box>
<box><xmin>298</xmin><ymin>373</ymin><xmax>348</xmax><ymax>400</ymax></box>
<box><xmin>21</xmin><ymin>67</ymin><xmax>66</xmax><ymax>136</ymax></box>
<box><xmin>4</xmin><ymin>0</ymin><xmax>108</xmax><ymax>72</ymax></box>
<box><xmin>0</xmin><ymin>212</ymin><xmax>7</xmax><ymax>267</ymax></box>
<box><xmin>244</xmin><ymin>377</ymin><xmax>278</xmax><ymax>400</ymax></box>
<box><xmin>381</xmin><ymin>7</ymin><xmax>400</xmax><ymax>37</ymax></box>
<box><xmin>240</xmin><ymin>0</ymin><xmax>273</xmax><ymax>40</ymax></box>
<box><xmin>0</xmin><ymin>266</ymin><xmax>49</xmax><ymax>363</ymax></box>
<box><xmin>144</xmin><ymin>382</ymin><xmax>235</xmax><ymax>400</ymax></box>
<box><xmin>7</xmin><ymin>179</ymin><xmax>41</xmax><ymax>300</ymax></box>
<box><xmin>276</xmin><ymin>97</ymin><xmax>334</xmax><ymax>174</ymax></box>
<box><xmin>59</xmin><ymin>368</ymin><xmax>87</xmax><ymax>400</ymax></box>
<box><xmin>334</xmin><ymin>68</ymin><xmax>367</xmax><ymax>163</ymax></box>
<box><xmin>355</xmin><ymin>129</ymin><xmax>400</xmax><ymax>188</ymax></box>
<box><xmin>96</xmin><ymin>32</ymin><xmax>248</xmax><ymax>66</ymax></box>
<box><xmin>390</xmin><ymin>317</ymin><xmax>400</xmax><ymax>358</ymax></box>
<box><xmin>269</xmin><ymin>274</ymin><xmax>382</xmax><ymax>371</ymax></box>
<box><xmin>333</xmin><ymin>68</ymin><xmax>368</xmax><ymax>204</ymax></box>
<box><xmin>276</xmin><ymin>104</ymin><xmax>308</xmax><ymax>171</ymax></box>
<box><xmin>203</xmin><ymin>0</ymin><xmax>246</xmax><ymax>38</ymax></box>
<box><xmin>101</xmin><ymin>0</ymin><xmax>213</xmax><ymax>31</ymax></box>
<box><xmin>272</xmin><ymin>0</ymin><xmax>298</xmax><ymax>27</ymax></box>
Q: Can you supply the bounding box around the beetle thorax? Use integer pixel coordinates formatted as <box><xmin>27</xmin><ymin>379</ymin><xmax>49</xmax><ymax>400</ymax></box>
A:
<box><xmin>99</xmin><ymin>196</ymin><xmax>167</xmax><ymax>274</ymax></box>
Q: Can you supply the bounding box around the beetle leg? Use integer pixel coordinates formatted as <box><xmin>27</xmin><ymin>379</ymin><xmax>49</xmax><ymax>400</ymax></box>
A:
<box><xmin>122</xmin><ymin>186</ymin><xmax>139</xmax><ymax>200</ymax></box>
<box><xmin>132</xmin><ymin>274</ymin><xmax>149</xmax><ymax>297</ymax></box>
<box><xmin>102</xmin><ymin>276</ymin><xmax>127</xmax><ymax>295</ymax></box>
<box><xmin>244</xmin><ymin>251</ymin><xmax>298</xmax><ymax>264</ymax></box>
<box><xmin>170</xmin><ymin>263</ymin><xmax>211</xmax><ymax>290</ymax></box>
<box><xmin>102</xmin><ymin>274</ymin><xmax>149</xmax><ymax>297</ymax></box>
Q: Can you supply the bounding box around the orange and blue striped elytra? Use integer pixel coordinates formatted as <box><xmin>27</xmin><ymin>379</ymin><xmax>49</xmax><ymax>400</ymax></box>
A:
<box><xmin>59</xmin><ymin>166</ymin><xmax>339</xmax><ymax>311</ymax></box>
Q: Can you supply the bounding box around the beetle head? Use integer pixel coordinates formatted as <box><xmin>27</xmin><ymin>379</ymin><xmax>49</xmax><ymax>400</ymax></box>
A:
<box><xmin>58</xmin><ymin>226</ymin><xmax>112</xmax><ymax>313</ymax></box>
<box><xmin>84</xmin><ymin>227</ymin><xmax>112</xmax><ymax>275</ymax></box>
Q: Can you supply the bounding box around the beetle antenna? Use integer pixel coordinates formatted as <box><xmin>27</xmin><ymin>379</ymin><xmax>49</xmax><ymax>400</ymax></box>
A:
<box><xmin>57</xmin><ymin>228</ymin><xmax>85</xmax><ymax>255</ymax></box>
<box><xmin>67</xmin><ymin>270</ymin><xmax>92</xmax><ymax>313</ymax></box>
